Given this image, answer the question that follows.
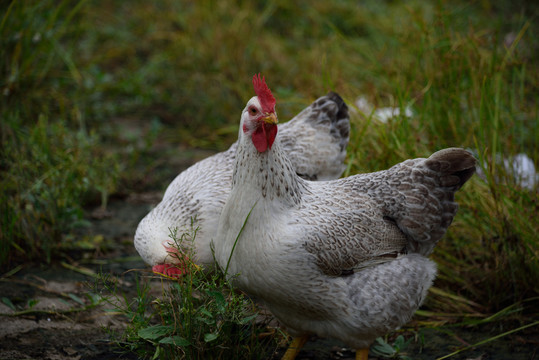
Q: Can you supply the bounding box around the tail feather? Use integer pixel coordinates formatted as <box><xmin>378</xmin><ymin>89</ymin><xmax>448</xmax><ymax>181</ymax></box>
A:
<box><xmin>425</xmin><ymin>148</ymin><xmax>477</xmax><ymax>189</ymax></box>
<box><xmin>325</xmin><ymin>91</ymin><xmax>350</xmax><ymax>153</ymax></box>
<box><xmin>389</xmin><ymin>148</ymin><xmax>476</xmax><ymax>255</ymax></box>
<box><xmin>279</xmin><ymin>92</ymin><xmax>350</xmax><ymax>180</ymax></box>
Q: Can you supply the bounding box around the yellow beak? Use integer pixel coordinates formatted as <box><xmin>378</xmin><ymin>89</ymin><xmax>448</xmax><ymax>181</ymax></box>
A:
<box><xmin>263</xmin><ymin>112</ymin><xmax>278</xmax><ymax>125</ymax></box>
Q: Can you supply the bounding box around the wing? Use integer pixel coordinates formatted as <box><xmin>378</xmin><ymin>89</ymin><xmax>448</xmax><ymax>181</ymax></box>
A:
<box><xmin>291</xmin><ymin>180</ymin><xmax>408</xmax><ymax>276</ymax></box>
<box><xmin>292</xmin><ymin>148</ymin><xmax>476</xmax><ymax>276</ymax></box>
<box><xmin>279</xmin><ymin>92</ymin><xmax>350</xmax><ymax>181</ymax></box>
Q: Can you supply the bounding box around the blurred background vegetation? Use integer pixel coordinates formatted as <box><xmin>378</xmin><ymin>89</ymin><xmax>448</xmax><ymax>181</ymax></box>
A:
<box><xmin>1</xmin><ymin>0</ymin><xmax>537</xmax><ymax>324</ymax></box>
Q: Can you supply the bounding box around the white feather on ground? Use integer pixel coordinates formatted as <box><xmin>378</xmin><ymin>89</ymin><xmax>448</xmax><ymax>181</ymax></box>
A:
<box><xmin>354</xmin><ymin>96</ymin><xmax>413</xmax><ymax>123</ymax></box>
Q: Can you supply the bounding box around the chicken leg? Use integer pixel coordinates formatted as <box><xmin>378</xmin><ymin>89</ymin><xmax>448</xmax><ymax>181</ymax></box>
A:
<box><xmin>281</xmin><ymin>335</ymin><xmax>308</xmax><ymax>360</ymax></box>
<box><xmin>356</xmin><ymin>348</ymin><xmax>369</xmax><ymax>360</ymax></box>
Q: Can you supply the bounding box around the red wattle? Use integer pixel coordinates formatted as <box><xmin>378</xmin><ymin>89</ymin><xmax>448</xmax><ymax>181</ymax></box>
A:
<box><xmin>252</xmin><ymin>126</ymin><xmax>268</xmax><ymax>152</ymax></box>
<box><xmin>252</xmin><ymin>123</ymin><xmax>277</xmax><ymax>153</ymax></box>
<box><xmin>266</xmin><ymin>123</ymin><xmax>277</xmax><ymax>150</ymax></box>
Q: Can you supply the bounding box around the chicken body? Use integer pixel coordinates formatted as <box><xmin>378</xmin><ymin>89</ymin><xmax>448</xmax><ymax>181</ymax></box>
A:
<box><xmin>215</xmin><ymin>79</ymin><xmax>476</xmax><ymax>350</ymax></box>
<box><xmin>134</xmin><ymin>93</ymin><xmax>349</xmax><ymax>273</ymax></box>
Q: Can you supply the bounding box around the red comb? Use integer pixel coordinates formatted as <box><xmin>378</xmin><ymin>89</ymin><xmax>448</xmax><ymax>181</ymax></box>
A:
<box><xmin>252</xmin><ymin>74</ymin><xmax>276</xmax><ymax>114</ymax></box>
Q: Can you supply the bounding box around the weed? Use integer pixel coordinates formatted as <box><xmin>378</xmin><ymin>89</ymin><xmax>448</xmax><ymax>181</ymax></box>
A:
<box><xmin>95</xmin><ymin>226</ymin><xmax>277</xmax><ymax>359</ymax></box>
<box><xmin>371</xmin><ymin>335</ymin><xmax>414</xmax><ymax>360</ymax></box>
<box><xmin>0</xmin><ymin>114</ymin><xmax>119</xmax><ymax>266</ymax></box>
<box><xmin>0</xmin><ymin>0</ymin><xmax>122</xmax><ymax>268</ymax></box>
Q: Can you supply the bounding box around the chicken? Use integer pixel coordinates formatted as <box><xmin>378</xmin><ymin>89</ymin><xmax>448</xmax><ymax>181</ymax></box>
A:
<box><xmin>214</xmin><ymin>75</ymin><xmax>476</xmax><ymax>359</ymax></box>
<box><xmin>134</xmin><ymin>91</ymin><xmax>349</xmax><ymax>276</ymax></box>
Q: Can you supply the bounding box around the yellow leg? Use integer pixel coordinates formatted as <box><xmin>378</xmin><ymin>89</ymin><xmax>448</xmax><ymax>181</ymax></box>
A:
<box><xmin>356</xmin><ymin>347</ymin><xmax>369</xmax><ymax>360</ymax></box>
<box><xmin>281</xmin><ymin>335</ymin><xmax>309</xmax><ymax>360</ymax></box>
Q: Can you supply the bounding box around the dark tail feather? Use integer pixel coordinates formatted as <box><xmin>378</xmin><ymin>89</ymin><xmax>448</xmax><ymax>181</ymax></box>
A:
<box><xmin>279</xmin><ymin>92</ymin><xmax>350</xmax><ymax>181</ymax></box>
<box><xmin>394</xmin><ymin>148</ymin><xmax>476</xmax><ymax>255</ymax></box>
<box><xmin>323</xmin><ymin>91</ymin><xmax>350</xmax><ymax>153</ymax></box>
<box><xmin>425</xmin><ymin>148</ymin><xmax>477</xmax><ymax>189</ymax></box>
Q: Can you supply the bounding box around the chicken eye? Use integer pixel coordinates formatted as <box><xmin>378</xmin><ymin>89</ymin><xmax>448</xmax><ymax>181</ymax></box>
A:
<box><xmin>249</xmin><ymin>107</ymin><xmax>258</xmax><ymax>115</ymax></box>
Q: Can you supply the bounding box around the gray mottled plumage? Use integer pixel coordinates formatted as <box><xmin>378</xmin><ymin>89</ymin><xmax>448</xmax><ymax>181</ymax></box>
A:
<box><xmin>215</xmin><ymin>95</ymin><xmax>476</xmax><ymax>349</ymax></box>
<box><xmin>134</xmin><ymin>92</ymin><xmax>349</xmax><ymax>268</ymax></box>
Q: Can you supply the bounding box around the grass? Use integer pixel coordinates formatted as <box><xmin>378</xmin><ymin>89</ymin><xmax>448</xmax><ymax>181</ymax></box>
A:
<box><xmin>95</xmin><ymin>227</ymin><xmax>279</xmax><ymax>360</ymax></box>
<box><xmin>1</xmin><ymin>0</ymin><xmax>538</xmax><ymax>358</ymax></box>
<box><xmin>1</xmin><ymin>113</ymin><xmax>119</xmax><ymax>264</ymax></box>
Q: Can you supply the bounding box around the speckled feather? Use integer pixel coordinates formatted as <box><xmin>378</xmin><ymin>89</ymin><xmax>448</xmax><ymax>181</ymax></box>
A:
<box><xmin>134</xmin><ymin>92</ymin><xmax>350</xmax><ymax>268</ymax></box>
<box><xmin>215</xmin><ymin>97</ymin><xmax>476</xmax><ymax>349</ymax></box>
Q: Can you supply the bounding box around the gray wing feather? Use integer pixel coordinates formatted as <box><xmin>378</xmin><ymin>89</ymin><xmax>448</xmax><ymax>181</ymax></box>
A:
<box><xmin>298</xmin><ymin>148</ymin><xmax>476</xmax><ymax>276</ymax></box>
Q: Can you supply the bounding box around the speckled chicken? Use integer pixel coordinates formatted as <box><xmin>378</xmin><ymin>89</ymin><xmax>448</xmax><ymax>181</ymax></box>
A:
<box><xmin>214</xmin><ymin>75</ymin><xmax>476</xmax><ymax>359</ymax></box>
<box><xmin>134</xmin><ymin>91</ymin><xmax>349</xmax><ymax>276</ymax></box>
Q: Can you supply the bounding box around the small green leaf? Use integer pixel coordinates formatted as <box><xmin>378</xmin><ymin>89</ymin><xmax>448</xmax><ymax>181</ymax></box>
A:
<box><xmin>138</xmin><ymin>325</ymin><xmax>174</xmax><ymax>340</ymax></box>
<box><xmin>58</xmin><ymin>299</ymin><xmax>71</xmax><ymax>306</ymax></box>
<box><xmin>394</xmin><ymin>335</ymin><xmax>404</xmax><ymax>343</ymax></box>
<box><xmin>239</xmin><ymin>313</ymin><xmax>257</xmax><ymax>324</ymax></box>
<box><xmin>26</xmin><ymin>298</ymin><xmax>38</xmax><ymax>309</ymax></box>
<box><xmin>85</xmin><ymin>292</ymin><xmax>101</xmax><ymax>305</ymax></box>
<box><xmin>172</xmin><ymin>283</ymin><xmax>182</xmax><ymax>291</ymax></box>
<box><xmin>403</xmin><ymin>336</ymin><xmax>413</xmax><ymax>348</ymax></box>
<box><xmin>196</xmin><ymin>315</ymin><xmax>216</xmax><ymax>325</ymax></box>
<box><xmin>151</xmin><ymin>346</ymin><xmax>160</xmax><ymax>360</ymax></box>
<box><xmin>68</xmin><ymin>293</ymin><xmax>85</xmax><ymax>305</ymax></box>
<box><xmin>208</xmin><ymin>290</ymin><xmax>226</xmax><ymax>311</ymax></box>
<box><xmin>200</xmin><ymin>307</ymin><xmax>213</xmax><ymax>317</ymax></box>
<box><xmin>372</xmin><ymin>337</ymin><xmax>396</xmax><ymax>356</ymax></box>
<box><xmin>204</xmin><ymin>333</ymin><xmax>219</xmax><ymax>342</ymax></box>
<box><xmin>1</xmin><ymin>297</ymin><xmax>15</xmax><ymax>310</ymax></box>
<box><xmin>160</xmin><ymin>336</ymin><xmax>191</xmax><ymax>346</ymax></box>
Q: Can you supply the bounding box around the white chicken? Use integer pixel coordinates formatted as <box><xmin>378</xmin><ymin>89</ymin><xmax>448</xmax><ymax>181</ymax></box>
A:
<box><xmin>134</xmin><ymin>91</ymin><xmax>349</xmax><ymax>276</ymax></box>
<box><xmin>215</xmin><ymin>75</ymin><xmax>476</xmax><ymax>359</ymax></box>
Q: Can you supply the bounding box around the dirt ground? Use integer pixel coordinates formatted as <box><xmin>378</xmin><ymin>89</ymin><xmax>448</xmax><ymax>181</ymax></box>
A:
<box><xmin>1</xmin><ymin>195</ymin><xmax>538</xmax><ymax>360</ymax></box>
<box><xmin>0</xmin><ymin>197</ymin><xmax>151</xmax><ymax>360</ymax></box>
